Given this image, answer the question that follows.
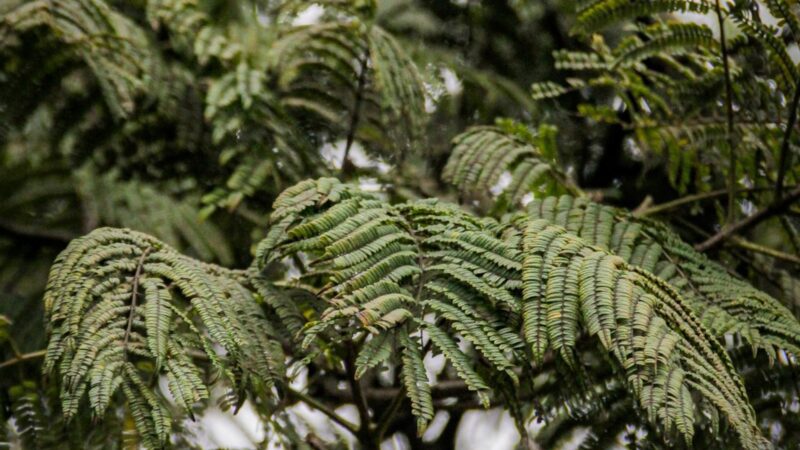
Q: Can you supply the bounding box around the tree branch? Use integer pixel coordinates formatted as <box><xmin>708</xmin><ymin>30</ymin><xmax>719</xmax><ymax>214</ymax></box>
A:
<box><xmin>285</xmin><ymin>386</ymin><xmax>360</xmax><ymax>436</ymax></box>
<box><xmin>123</xmin><ymin>247</ymin><xmax>151</xmax><ymax>352</ymax></box>
<box><xmin>341</xmin><ymin>53</ymin><xmax>369</xmax><ymax>177</ymax></box>
<box><xmin>634</xmin><ymin>185</ymin><xmax>797</xmax><ymax>217</ymax></box>
<box><xmin>345</xmin><ymin>345</ymin><xmax>376</xmax><ymax>448</ymax></box>
<box><xmin>714</xmin><ymin>0</ymin><xmax>738</xmax><ymax>225</ymax></box>
<box><xmin>776</xmin><ymin>78</ymin><xmax>800</xmax><ymax>199</ymax></box>
<box><xmin>0</xmin><ymin>219</ymin><xmax>75</xmax><ymax>244</ymax></box>
<box><xmin>0</xmin><ymin>350</ymin><xmax>47</xmax><ymax>370</ymax></box>
<box><xmin>695</xmin><ymin>184</ymin><xmax>800</xmax><ymax>251</ymax></box>
<box><xmin>730</xmin><ymin>236</ymin><xmax>800</xmax><ymax>265</ymax></box>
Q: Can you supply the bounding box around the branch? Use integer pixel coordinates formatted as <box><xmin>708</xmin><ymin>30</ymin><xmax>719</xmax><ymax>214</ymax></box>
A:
<box><xmin>730</xmin><ymin>237</ymin><xmax>800</xmax><ymax>265</ymax></box>
<box><xmin>0</xmin><ymin>219</ymin><xmax>75</xmax><ymax>244</ymax></box>
<box><xmin>634</xmin><ymin>185</ymin><xmax>798</xmax><ymax>217</ymax></box>
<box><xmin>714</xmin><ymin>0</ymin><xmax>737</xmax><ymax>225</ymax></box>
<box><xmin>341</xmin><ymin>53</ymin><xmax>369</xmax><ymax>177</ymax></box>
<box><xmin>0</xmin><ymin>350</ymin><xmax>47</xmax><ymax>370</ymax></box>
<box><xmin>776</xmin><ymin>79</ymin><xmax>800</xmax><ymax>199</ymax></box>
<box><xmin>695</xmin><ymin>184</ymin><xmax>800</xmax><ymax>251</ymax></box>
<box><xmin>375</xmin><ymin>385</ymin><xmax>406</xmax><ymax>440</ymax></box>
<box><xmin>285</xmin><ymin>386</ymin><xmax>360</xmax><ymax>436</ymax></box>
<box><xmin>123</xmin><ymin>247</ymin><xmax>151</xmax><ymax>352</ymax></box>
<box><xmin>345</xmin><ymin>345</ymin><xmax>376</xmax><ymax>448</ymax></box>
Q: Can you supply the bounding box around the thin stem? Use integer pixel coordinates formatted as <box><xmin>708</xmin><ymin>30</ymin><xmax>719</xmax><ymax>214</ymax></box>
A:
<box><xmin>375</xmin><ymin>386</ymin><xmax>406</xmax><ymax>440</ymax></box>
<box><xmin>780</xmin><ymin>216</ymin><xmax>800</xmax><ymax>254</ymax></box>
<box><xmin>342</xmin><ymin>53</ymin><xmax>369</xmax><ymax>176</ymax></box>
<box><xmin>730</xmin><ymin>237</ymin><xmax>800</xmax><ymax>265</ymax></box>
<box><xmin>285</xmin><ymin>386</ymin><xmax>360</xmax><ymax>436</ymax></box>
<box><xmin>695</xmin><ymin>184</ymin><xmax>800</xmax><ymax>251</ymax></box>
<box><xmin>123</xmin><ymin>247</ymin><xmax>151</xmax><ymax>352</ymax></box>
<box><xmin>635</xmin><ymin>185</ymin><xmax>798</xmax><ymax>217</ymax></box>
<box><xmin>776</xmin><ymin>79</ymin><xmax>800</xmax><ymax>199</ymax></box>
<box><xmin>715</xmin><ymin>0</ymin><xmax>737</xmax><ymax>225</ymax></box>
<box><xmin>0</xmin><ymin>350</ymin><xmax>47</xmax><ymax>370</ymax></box>
<box><xmin>344</xmin><ymin>344</ymin><xmax>378</xmax><ymax>446</ymax></box>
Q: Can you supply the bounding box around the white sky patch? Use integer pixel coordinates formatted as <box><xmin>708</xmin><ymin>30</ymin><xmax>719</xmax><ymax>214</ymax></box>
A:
<box><xmin>789</xmin><ymin>44</ymin><xmax>800</xmax><ymax>64</ymax></box>
<box><xmin>456</xmin><ymin>409</ymin><xmax>520</xmax><ymax>450</ymax></box>
<box><xmin>424</xmin><ymin>348</ymin><xmax>446</xmax><ymax>381</ymax></box>
<box><xmin>441</xmin><ymin>67</ymin><xmax>463</xmax><ymax>96</ymax></box>
<box><xmin>740</xmin><ymin>199</ymin><xmax>756</xmax><ymax>216</ymax></box>
<box><xmin>319</xmin><ymin>139</ymin><xmax>391</xmax><ymax>173</ymax></box>
<box><xmin>382</xmin><ymin>433</ymin><xmax>413</xmax><ymax>450</ymax></box>
<box><xmin>292</xmin><ymin>4</ymin><xmax>325</xmax><ymax>26</ymax></box>
<box><xmin>611</xmin><ymin>95</ymin><xmax>624</xmax><ymax>111</ymax></box>
<box><xmin>490</xmin><ymin>171</ymin><xmax>512</xmax><ymax>196</ymax></box>
<box><xmin>422</xmin><ymin>411</ymin><xmax>451</xmax><ymax>443</ymax></box>
<box><xmin>672</xmin><ymin>11</ymin><xmax>715</xmax><ymax>33</ymax></box>
<box><xmin>359</xmin><ymin>177</ymin><xmax>384</xmax><ymax>192</ymax></box>
<box><xmin>520</xmin><ymin>192</ymin><xmax>535</xmax><ymax>206</ymax></box>
<box><xmin>186</xmin><ymin>400</ymin><xmax>265</xmax><ymax>449</ymax></box>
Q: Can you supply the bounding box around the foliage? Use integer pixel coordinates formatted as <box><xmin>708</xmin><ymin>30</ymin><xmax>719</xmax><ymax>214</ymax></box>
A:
<box><xmin>2</xmin><ymin>0</ymin><xmax>800</xmax><ymax>449</ymax></box>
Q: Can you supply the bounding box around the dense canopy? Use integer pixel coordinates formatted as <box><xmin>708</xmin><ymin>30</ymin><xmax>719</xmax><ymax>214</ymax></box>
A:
<box><xmin>1</xmin><ymin>0</ymin><xmax>800</xmax><ymax>449</ymax></box>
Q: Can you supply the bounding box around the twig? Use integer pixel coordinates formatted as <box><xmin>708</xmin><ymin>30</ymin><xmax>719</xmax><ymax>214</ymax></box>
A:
<box><xmin>375</xmin><ymin>385</ymin><xmax>406</xmax><ymax>440</ymax></box>
<box><xmin>341</xmin><ymin>54</ymin><xmax>369</xmax><ymax>176</ymax></box>
<box><xmin>714</xmin><ymin>0</ymin><xmax>738</xmax><ymax>225</ymax></box>
<box><xmin>730</xmin><ymin>237</ymin><xmax>800</xmax><ymax>265</ymax></box>
<box><xmin>123</xmin><ymin>247</ymin><xmax>151</xmax><ymax>352</ymax></box>
<box><xmin>0</xmin><ymin>219</ymin><xmax>75</xmax><ymax>244</ymax></box>
<box><xmin>635</xmin><ymin>185</ymin><xmax>798</xmax><ymax>217</ymax></box>
<box><xmin>695</xmin><ymin>184</ymin><xmax>800</xmax><ymax>251</ymax></box>
<box><xmin>776</xmin><ymin>78</ymin><xmax>800</xmax><ymax>199</ymax></box>
<box><xmin>781</xmin><ymin>216</ymin><xmax>800</xmax><ymax>254</ymax></box>
<box><xmin>0</xmin><ymin>350</ymin><xmax>47</xmax><ymax>370</ymax></box>
<box><xmin>345</xmin><ymin>345</ymin><xmax>375</xmax><ymax>448</ymax></box>
<box><xmin>285</xmin><ymin>386</ymin><xmax>360</xmax><ymax>436</ymax></box>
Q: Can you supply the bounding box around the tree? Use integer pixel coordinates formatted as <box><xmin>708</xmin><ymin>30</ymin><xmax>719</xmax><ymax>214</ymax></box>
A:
<box><xmin>1</xmin><ymin>0</ymin><xmax>799</xmax><ymax>448</ymax></box>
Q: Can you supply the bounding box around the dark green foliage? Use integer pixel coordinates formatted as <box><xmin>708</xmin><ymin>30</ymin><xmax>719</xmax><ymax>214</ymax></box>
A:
<box><xmin>2</xmin><ymin>0</ymin><xmax>800</xmax><ymax>449</ymax></box>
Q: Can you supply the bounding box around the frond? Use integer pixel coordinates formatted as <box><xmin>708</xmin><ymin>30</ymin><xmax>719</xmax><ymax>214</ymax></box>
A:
<box><xmin>255</xmin><ymin>178</ymin><xmax>522</xmax><ymax>432</ymax></box>
<box><xmin>201</xmin><ymin>61</ymin><xmax>319</xmax><ymax>212</ymax></box>
<box><xmin>251</xmin><ymin>177</ymin><xmax>767</xmax><ymax>447</ymax></box>
<box><xmin>43</xmin><ymin>228</ymin><xmax>285</xmax><ymax>447</ymax></box>
<box><xmin>268</xmin><ymin>17</ymin><xmax>427</xmax><ymax>153</ymax></box>
<box><xmin>443</xmin><ymin>121</ymin><xmax>574</xmax><ymax>207</ymax></box>
<box><xmin>1</xmin><ymin>0</ymin><xmax>153</xmax><ymax>118</ymax></box>
<box><xmin>521</xmin><ymin>196</ymin><xmax>800</xmax><ymax>359</ymax></box>
<box><xmin>514</xmin><ymin>218</ymin><xmax>764</xmax><ymax>447</ymax></box>
<box><xmin>574</xmin><ymin>0</ymin><xmax>711</xmax><ymax>35</ymax></box>
<box><xmin>146</xmin><ymin>0</ymin><xmax>242</xmax><ymax>65</ymax></box>
<box><xmin>80</xmin><ymin>172</ymin><xmax>234</xmax><ymax>264</ymax></box>
<box><xmin>613</xmin><ymin>22</ymin><xmax>717</xmax><ymax>69</ymax></box>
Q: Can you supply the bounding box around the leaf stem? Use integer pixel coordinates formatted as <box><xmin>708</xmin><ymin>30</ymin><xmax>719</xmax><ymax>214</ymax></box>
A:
<box><xmin>123</xmin><ymin>247</ymin><xmax>151</xmax><ymax>353</ymax></box>
<box><xmin>345</xmin><ymin>345</ymin><xmax>378</xmax><ymax>448</ymax></box>
<box><xmin>635</xmin><ymin>185</ymin><xmax>798</xmax><ymax>217</ymax></box>
<box><xmin>285</xmin><ymin>386</ymin><xmax>360</xmax><ymax>436</ymax></box>
<box><xmin>776</xmin><ymin>79</ymin><xmax>800</xmax><ymax>200</ymax></box>
<box><xmin>342</xmin><ymin>53</ymin><xmax>369</xmax><ymax>177</ymax></box>
<box><xmin>714</xmin><ymin>0</ymin><xmax>737</xmax><ymax>225</ymax></box>
<box><xmin>0</xmin><ymin>350</ymin><xmax>47</xmax><ymax>370</ymax></box>
<box><xmin>695</xmin><ymin>184</ymin><xmax>800</xmax><ymax>251</ymax></box>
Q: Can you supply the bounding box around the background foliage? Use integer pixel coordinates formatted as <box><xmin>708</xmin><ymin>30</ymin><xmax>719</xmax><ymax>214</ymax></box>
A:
<box><xmin>2</xmin><ymin>0</ymin><xmax>800</xmax><ymax>449</ymax></box>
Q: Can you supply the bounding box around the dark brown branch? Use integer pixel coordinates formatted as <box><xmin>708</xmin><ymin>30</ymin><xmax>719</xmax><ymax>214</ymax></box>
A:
<box><xmin>341</xmin><ymin>54</ymin><xmax>369</xmax><ymax>177</ymax></box>
<box><xmin>123</xmin><ymin>247</ymin><xmax>151</xmax><ymax>352</ymax></box>
<box><xmin>285</xmin><ymin>386</ymin><xmax>360</xmax><ymax>435</ymax></box>
<box><xmin>695</xmin><ymin>184</ymin><xmax>800</xmax><ymax>251</ymax></box>
<box><xmin>714</xmin><ymin>0</ymin><xmax>738</xmax><ymax>225</ymax></box>
<box><xmin>634</xmin><ymin>185</ymin><xmax>799</xmax><ymax>217</ymax></box>
<box><xmin>345</xmin><ymin>345</ymin><xmax>378</xmax><ymax>448</ymax></box>
<box><xmin>776</xmin><ymin>80</ymin><xmax>800</xmax><ymax>199</ymax></box>
<box><xmin>0</xmin><ymin>219</ymin><xmax>75</xmax><ymax>244</ymax></box>
<box><xmin>0</xmin><ymin>350</ymin><xmax>47</xmax><ymax>370</ymax></box>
